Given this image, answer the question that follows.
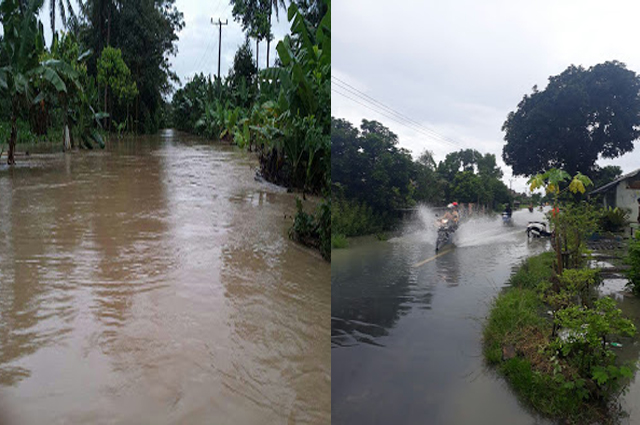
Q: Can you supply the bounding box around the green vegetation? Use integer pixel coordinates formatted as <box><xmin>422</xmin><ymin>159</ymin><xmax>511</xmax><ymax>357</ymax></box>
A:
<box><xmin>172</xmin><ymin>2</ymin><xmax>331</xmax><ymax>260</ymax></box>
<box><xmin>97</xmin><ymin>46</ymin><xmax>137</xmax><ymax>133</ymax></box>
<box><xmin>599</xmin><ymin>207</ymin><xmax>631</xmax><ymax>233</ymax></box>
<box><xmin>528</xmin><ymin>168</ymin><xmax>595</xmax><ymax>274</ymax></box>
<box><xmin>331</xmin><ymin>233</ymin><xmax>348</xmax><ymax>249</ymax></box>
<box><xmin>0</xmin><ymin>0</ymin><xmax>183</xmax><ymax>163</ymax></box>
<box><xmin>626</xmin><ymin>233</ymin><xmax>640</xmax><ymax>295</ymax></box>
<box><xmin>503</xmin><ymin>61</ymin><xmax>640</xmax><ymax>177</ymax></box>
<box><xmin>485</xmin><ymin>251</ymin><xmax>636</xmax><ymax>422</ymax></box>
<box><xmin>331</xmin><ymin>117</ymin><xmax>511</xmax><ymax>241</ymax></box>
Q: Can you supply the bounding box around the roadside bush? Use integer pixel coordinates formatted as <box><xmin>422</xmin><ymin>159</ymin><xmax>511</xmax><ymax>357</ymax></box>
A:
<box><xmin>626</xmin><ymin>232</ymin><xmax>640</xmax><ymax>295</ymax></box>
<box><xmin>289</xmin><ymin>197</ymin><xmax>331</xmax><ymax>261</ymax></box>
<box><xmin>331</xmin><ymin>234</ymin><xmax>348</xmax><ymax>249</ymax></box>
<box><xmin>332</xmin><ymin>197</ymin><xmax>382</xmax><ymax>237</ymax></box>
<box><xmin>486</xmin><ymin>251</ymin><xmax>637</xmax><ymax>423</ymax></box>
<box><xmin>599</xmin><ymin>207</ymin><xmax>630</xmax><ymax>233</ymax></box>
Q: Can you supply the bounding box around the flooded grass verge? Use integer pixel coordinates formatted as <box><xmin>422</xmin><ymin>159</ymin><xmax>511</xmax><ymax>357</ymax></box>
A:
<box><xmin>484</xmin><ymin>251</ymin><xmax>636</xmax><ymax>424</ymax></box>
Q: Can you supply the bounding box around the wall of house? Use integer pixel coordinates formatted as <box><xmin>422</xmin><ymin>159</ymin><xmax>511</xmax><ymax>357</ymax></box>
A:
<box><xmin>616</xmin><ymin>180</ymin><xmax>640</xmax><ymax>223</ymax></box>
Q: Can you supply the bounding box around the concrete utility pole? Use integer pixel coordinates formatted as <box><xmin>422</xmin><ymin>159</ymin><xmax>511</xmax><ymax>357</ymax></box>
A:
<box><xmin>211</xmin><ymin>18</ymin><xmax>228</xmax><ymax>80</ymax></box>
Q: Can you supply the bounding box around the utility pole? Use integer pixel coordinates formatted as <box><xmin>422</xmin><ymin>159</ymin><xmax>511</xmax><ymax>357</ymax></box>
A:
<box><xmin>211</xmin><ymin>17</ymin><xmax>228</xmax><ymax>80</ymax></box>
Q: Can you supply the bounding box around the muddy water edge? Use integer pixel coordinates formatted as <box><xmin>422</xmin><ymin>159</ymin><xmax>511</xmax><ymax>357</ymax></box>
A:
<box><xmin>0</xmin><ymin>130</ymin><xmax>330</xmax><ymax>424</ymax></box>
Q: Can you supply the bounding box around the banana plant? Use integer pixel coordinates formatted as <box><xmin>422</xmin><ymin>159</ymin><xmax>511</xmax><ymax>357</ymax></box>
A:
<box><xmin>0</xmin><ymin>0</ymin><xmax>79</xmax><ymax>163</ymax></box>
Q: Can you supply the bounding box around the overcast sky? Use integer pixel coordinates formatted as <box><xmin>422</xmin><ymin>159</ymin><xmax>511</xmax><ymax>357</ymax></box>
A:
<box><xmin>171</xmin><ymin>0</ymin><xmax>291</xmax><ymax>86</ymax></box>
<box><xmin>332</xmin><ymin>0</ymin><xmax>640</xmax><ymax>193</ymax></box>
<box><xmin>39</xmin><ymin>1</ymin><xmax>292</xmax><ymax>93</ymax></box>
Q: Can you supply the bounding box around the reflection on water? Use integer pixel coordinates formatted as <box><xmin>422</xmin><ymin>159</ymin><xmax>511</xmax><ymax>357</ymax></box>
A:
<box><xmin>0</xmin><ymin>130</ymin><xmax>329</xmax><ymax>424</ymax></box>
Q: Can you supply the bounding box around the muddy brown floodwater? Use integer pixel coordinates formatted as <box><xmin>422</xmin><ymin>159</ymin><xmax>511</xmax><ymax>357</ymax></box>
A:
<box><xmin>0</xmin><ymin>130</ymin><xmax>330</xmax><ymax>425</ymax></box>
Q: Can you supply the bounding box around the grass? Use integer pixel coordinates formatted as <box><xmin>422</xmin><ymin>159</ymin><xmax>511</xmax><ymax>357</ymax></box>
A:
<box><xmin>508</xmin><ymin>251</ymin><xmax>555</xmax><ymax>289</ymax></box>
<box><xmin>484</xmin><ymin>251</ymin><xmax>625</xmax><ymax>424</ymax></box>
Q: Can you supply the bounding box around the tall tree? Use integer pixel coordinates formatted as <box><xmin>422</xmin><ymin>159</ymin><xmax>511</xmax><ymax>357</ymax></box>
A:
<box><xmin>265</xmin><ymin>0</ymin><xmax>286</xmax><ymax>68</ymax></box>
<box><xmin>230</xmin><ymin>0</ymin><xmax>271</xmax><ymax>68</ymax></box>
<box><xmin>79</xmin><ymin>0</ymin><xmax>184</xmax><ymax>133</ymax></box>
<box><xmin>48</xmin><ymin>0</ymin><xmax>76</xmax><ymax>40</ymax></box>
<box><xmin>503</xmin><ymin>61</ymin><xmax>640</xmax><ymax>177</ymax></box>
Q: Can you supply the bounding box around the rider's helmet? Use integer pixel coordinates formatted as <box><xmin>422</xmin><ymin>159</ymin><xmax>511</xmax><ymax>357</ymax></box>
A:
<box><xmin>452</xmin><ymin>202</ymin><xmax>459</xmax><ymax>208</ymax></box>
<box><xmin>447</xmin><ymin>203</ymin><xmax>454</xmax><ymax>209</ymax></box>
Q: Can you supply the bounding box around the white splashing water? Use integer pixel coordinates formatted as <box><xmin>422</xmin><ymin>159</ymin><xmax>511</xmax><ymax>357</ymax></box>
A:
<box><xmin>391</xmin><ymin>204</ymin><xmax>533</xmax><ymax>249</ymax></box>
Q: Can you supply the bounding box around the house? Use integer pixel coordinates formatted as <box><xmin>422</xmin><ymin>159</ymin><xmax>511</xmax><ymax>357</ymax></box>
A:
<box><xmin>590</xmin><ymin>168</ymin><xmax>640</xmax><ymax>221</ymax></box>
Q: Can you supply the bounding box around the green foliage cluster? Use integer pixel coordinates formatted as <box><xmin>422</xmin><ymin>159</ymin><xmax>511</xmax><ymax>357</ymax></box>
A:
<box><xmin>172</xmin><ymin>3</ymin><xmax>329</xmax><ymax>194</ymax></box>
<box><xmin>288</xmin><ymin>197</ymin><xmax>330</xmax><ymax>260</ymax></box>
<box><xmin>528</xmin><ymin>168</ymin><xmax>595</xmax><ymax>274</ymax></box>
<box><xmin>553</xmin><ymin>202</ymin><xmax>600</xmax><ymax>269</ymax></box>
<box><xmin>172</xmin><ymin>2</ymin><xmax>331</xmax><ymax>259</ymax></box>
<box><xmin>0</xmin><ymin>0</ymin><xmax>108</xmax><ymax>162</ymax></box>
<box><xmin>97</xmin><ymin>46</ymin><xmax>137</xmax><ymax>132</ymax></box>
<box><xmin>331</xmin><ymin>117</ymin><xmax>512</xmax><ymax>240</ymax></box>
<box><xmin>0</xmin><ymin>0</ymin><xmax>180</xmax><ymax>159</ymax></box>
<box><xmin>485</xmin><ymin>250</ymin><xmax>637</xmax><ymax>423</ymax></box>
<box><xmin>598</xmin><ymin>207</ymin><xmax>630</xmax><ymax>233</ymax></box>
<box><xmin>503</xmin><ymin>61</ymin><xmax>640</xmax><ymax>177</ymax></box>
<box><xmin>332</xmin><ymin>197</ymin><xmax>382</xmax><ymax>238</ymax></box>
<box><xmin>80</xmin><ymin>0</ymin><xmax>184</xmax><ymax>134</ymax></box>
<box><xmin>625</xmin><ymin>232</ymin><xmax>640</xmax><ymax>295</ymax></box>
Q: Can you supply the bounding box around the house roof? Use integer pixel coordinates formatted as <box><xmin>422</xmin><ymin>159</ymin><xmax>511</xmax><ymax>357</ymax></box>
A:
<box><xmin>590</xmin><ymin>168</ymin><xmax>640</xmax><ymax>195</ymax></box>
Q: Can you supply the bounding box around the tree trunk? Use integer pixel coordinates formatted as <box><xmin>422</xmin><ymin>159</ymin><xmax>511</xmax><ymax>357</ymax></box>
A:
<box><xmin>266</xmin><ymin>9</ymin><xmax>272</xmax><ymax>68</ymax></box>
<box><xmin>7</xmin><ymin>113</ymin><xmax>16</xmax><ymax>165</ymax></box>
<box><xmin>256</xmin><ymin>38</ymin><xmax>259</xmax><ymax>70</ymax></box>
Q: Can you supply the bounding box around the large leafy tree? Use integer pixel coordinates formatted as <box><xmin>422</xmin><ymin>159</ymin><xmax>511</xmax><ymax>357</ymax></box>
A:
<box><xmin>97</xmin><ymin>46</ymin><xmax>137</xmax><ymax>132</ymax></box>
<box><xmin>227</xmin><ymin>38</ymin><xmax>257</xmax><ymax>104</ymax></box>
<box><xmin>230</xmin><ymin>0</ymin><xmax>271</xmax><ymax>68</ymax></box>
<box><xmin>79</xmin><ymin>0</ymin><xmax>184</xmax><ymax>133</ymax></box>
<box><xmin>503</xmin><ymin>61</ymin><xmax>640</xmax><ymax>177</ymax></box>
<box><xmin>436</xmin><ymin>149</ymin><xmax>508</xmax><ymax>207</ymax></box>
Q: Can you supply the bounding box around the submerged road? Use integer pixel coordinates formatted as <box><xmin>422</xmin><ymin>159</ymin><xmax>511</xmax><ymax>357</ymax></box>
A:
<box><xmin>0</xmin><ymin>130</ymin><xmax>330</xmax><ymax>424</ymax></box>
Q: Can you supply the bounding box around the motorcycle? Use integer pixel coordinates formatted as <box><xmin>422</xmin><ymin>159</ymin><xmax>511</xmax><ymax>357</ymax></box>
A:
<box><xmin>502</xmin><ymin>212</ymin><xmax>512</xmax><ymax>225</ymax></box>
<box><xmin>526</xmin><ymin>221</ymin><xmax>553</xmax><ymax>239</ymax></box>
<box><xmin>528</xmin><ymin>206</ymin><xmax>534</xmax><ymax>213</ymax></box>
<box><xmin>435</xmin><ymin>218</ymin><xmax>457</xmax><ymax>252</ymax></box>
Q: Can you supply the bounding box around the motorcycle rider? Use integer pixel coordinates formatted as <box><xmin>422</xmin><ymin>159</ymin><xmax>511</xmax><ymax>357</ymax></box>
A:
<box><xmin>442</xmin><ymin>202</ymin><xmax>460</xmax><ymax>227</ymax></box>
<box><xmin>504</xmin><ymin>203</ymin><xmax>512</xmax><ymax>217</ymax></box>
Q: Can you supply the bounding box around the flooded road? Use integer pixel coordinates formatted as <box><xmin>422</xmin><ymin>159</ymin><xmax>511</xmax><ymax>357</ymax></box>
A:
<box><xmin>332</xmin><ymin>208</ymin><xmax>555</xmax><ymax>425</ymax></box>
<box><xmin>0</xmin><ymin>130</ymin><xmax>330</xmax><ymax>424</ymax></box>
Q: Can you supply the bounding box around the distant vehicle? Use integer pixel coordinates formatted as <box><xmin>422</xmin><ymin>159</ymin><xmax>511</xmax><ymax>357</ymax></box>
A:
<box><xmin>502</xmin><ymin>212</ymin><xmax>512</xmax><ymax>225</ymax></box>
<box><xmin>527</xmin><ymin>221</ymin><xmax>552</xmax><ymax>239</ymax></box>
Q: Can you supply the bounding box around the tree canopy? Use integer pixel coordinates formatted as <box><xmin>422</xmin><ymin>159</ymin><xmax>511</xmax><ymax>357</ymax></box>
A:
<box><xmin>502</xmin><ymin>61</ymin><xmax>640</xmax><ymax>177</ymax></box>
<box><xmin>79</xmin><ymin>0</ymin><xmax>184</xmax><ymax>133</ymax></box>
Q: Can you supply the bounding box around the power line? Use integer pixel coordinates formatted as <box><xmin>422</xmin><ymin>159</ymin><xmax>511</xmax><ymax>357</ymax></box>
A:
<box><xmin>332</xmin><ymin>79</ymin><xmax>457</xmax><ymax>146</ymax></box>
<box><xmin>331</xmin><ymin>86</ymin><xmax>462</xmax><ymax>149</ymax></box>
<box><xmin>331</xmin><ymin>76</ymin><xmax>466</xmax><ymax>148</ymax></box>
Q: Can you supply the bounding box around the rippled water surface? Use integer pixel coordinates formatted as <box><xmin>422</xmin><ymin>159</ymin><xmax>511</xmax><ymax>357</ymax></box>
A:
<box><xmin>0</xmin><ymin>130</ymin><xmax>330</xmax><ymax>424</ymax></box>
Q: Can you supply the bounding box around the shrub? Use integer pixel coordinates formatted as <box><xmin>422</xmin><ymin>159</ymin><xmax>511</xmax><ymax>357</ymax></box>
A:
<box><xmin>599</xmin><ymin>207</ymin><xmax>630</xmax><ymax>233</ymax></box>
<box><xmin>332</xmin><ymin>197</ymin><xmax>382</xmax><ymax>237</ymax></box>
<box><xmin>626</xmin><ymin>232</ymin><xmax>640</xmax><ymax>295</ymax></box>
<box><xmin>331</xmin><ymin>234</ymin><xmax>348</xmax><ymax>249</ymax></box>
